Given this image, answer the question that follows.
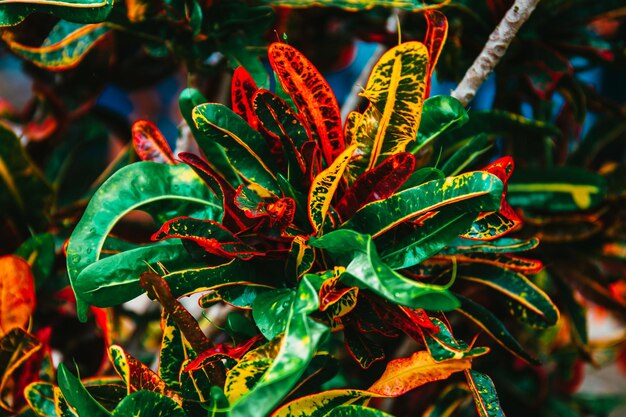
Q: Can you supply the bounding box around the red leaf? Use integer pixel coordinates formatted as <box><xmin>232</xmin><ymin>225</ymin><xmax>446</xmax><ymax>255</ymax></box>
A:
<box><xmin>335</xmin><ymin>152</ymin><xmax>415</xmax><ymax>220</ymax></box>
<box><xmin>424</xmin><ymin>10</ymin><xmax>448</xmax><ymax>97</ymax></box>
<box><xmin>0</xmin><ymin>255</ymin><xmax>35</xmax><ymax>337</ymax></box>
<box><xmin>231</xmin><ymin>66</ymin><xmax>260</xmax><ymax>130</ymax></box>
<box><xmin>269</xmin><ymin>42</ymin><xmax>345</xmax><ymax>165</ymax></box>
<box><xmin>132</xmin><ymin>120</ymin><xmax>176</xmax><ymax>164</ymax></box>
<box><xmin>183</xmin><ymin>334</ymin><xmax>264</xmax><ymax>373</ymax></box>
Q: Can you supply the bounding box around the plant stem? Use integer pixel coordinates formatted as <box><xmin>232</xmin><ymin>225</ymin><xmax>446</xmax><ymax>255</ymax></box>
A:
<box><xmin>451</xmin><ymin>0</ymin><xmax>542</xmax><ymax>107</ymax></box>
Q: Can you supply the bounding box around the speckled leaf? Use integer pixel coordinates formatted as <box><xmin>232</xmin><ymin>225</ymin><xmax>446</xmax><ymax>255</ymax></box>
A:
<box><xmin>368</xmin><ymin>350</ymin><xmax>471</xmax><ymax>397</ymax></box>
<box><xmin>269</xmin><ymin>42</ymin><xmax>344</xmax><ymax>165</ymax></box>
<box><xmin>462</xmin><ymin>206</ymin><xmax>522</xmax><ymax>241</ymax></box>
<box><xmin>309</xmin><ymin>144</ymin><xmax>356</xmax><ymax>233</ymax></box>
<box><xmin>325</xmin><ymin>405</ymin><xmax>394</xmax><ymax>416</ymax></box>
<box><xmin>319</xmin><ymin>274</ymin><xmax>358</xmax><ymax>318</ymax></box>
<box><xmin>455</xmin><ymin>294</ymin><xmax>539</xmax><ymax>365</ymax></box>
<box><xmin>158</xmin><ymin>313</ymin><xmax>188</xmax><ymax>391</ymax></box>
<box><xmin>465</xmin><ymin>370</ymin><xmax>505</xmax><ymax>417</ymax></box>
<box><xmin>111</xmin><ymin>390</ymin><xmax>187</xmax><ymax>417</ymax></box>
<box><xmin>440</xmin><ymin>237</ymin><xmax>540</xmax><ymax>255</ymax></box>
<box><xmin>57</xmin><ymin>364</ymin><xmax>110</xmax><ymax>417</ymax></box>
<box><xmin>422</xmin><ymin>317</ymin><xmax>489</xmax><ymax>362</ymax></box>
<box><xmin>109</xmin><ymin>345</ymin><xmax>182</xmax><ymax>403</ymax></box>
<box><xmin>310</xmin><ymin>229</ymin><xmax>459</xmax><ymax>311</ymax></box>
<box><xmin>459</xmin><ymin>264</ymin><xmax>559</xmax><ymax>327</ymax></box>
<box><xmin>53</xmin><ymin>386</ymin><xmax>78</xmax><ymax>417</ymax></box>
<box><xmin>231</xmin><ymin>66</ymin><xmax>259</xmax><ymax>130</ymax></box>
<box><xmin>152</xmin><ymin>216</ymin><xmax>260</xmax><ymax>260</ymax></box>
<box><xmin>342</xmin><ymin>171</ymin><xmax>503</xmax><ymax>238</ymax></box>
<box><xmin>286</xmin><ymin>236</ymin><xmax>315</xmax><ymax>280</ymax></box>
<box><xmin>230</xmin><ymin>276</ymin><xmax>330</xmax><ymax>417</ymax></box>
<box><xmin>508</xmin><ymin>167</ymin><xmax>606</xmax><ymax>212</ymax></box>
<box><xmin>350</xmin><ymin>42</ymin><xmax>428</xmax><ymax>177</ymax></box>
<box><xmin>179</xmin><ymin>89</ymin><xmax>240</xmax><ymax>188</ymax></box>
<box><xmin>66</xmin><ymin>162</ymin><xmax>219</xmax><ymax>319</ymax></box>
<box><xmin>0</xmin><ymin>0</ymin><xmax>113</xmax><ymax>27</ymax></box>
<box><xmin>381</xmin><ymin>207</ymin><xmax>477</xmax><ymax>270</ymax></box>
<box><xmin>0</xmin><ymin>255</ymin><xmax>35</xmax><ymax>337</ymax></box>
<box><xmin>131</xmin><ymin>120</ymin><xmax>175</xmax><ymax>164</ymax></box>
<box><xmin>270</xmin><ymin>389</ymin><xmax>372</xmax><ymax>417</ymax></box>
<box><xmin>24</xmin><ymin>382</ymin><xmax>56</xmax><ymax>417</ymax></box>
<box><xmin>2</xmin><ymin>21</ymin><xmax>109</xmax><ymax>70</ymax></box>
<box><xmin>193</xmin><ymin>103</ymin><xmax>280</xmax><ymax>195</ymax></box>
<box><xmin>336</xmin><ymin>152</ymin><xmax>415</xmax><ymax>220</ymax></box>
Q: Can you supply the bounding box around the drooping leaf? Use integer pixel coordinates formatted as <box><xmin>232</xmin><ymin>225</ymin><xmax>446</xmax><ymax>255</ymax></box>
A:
<box><xmin>454</xmin><ymin>294</ymin><xmax>539</xmax><ymax>365</ymax></box>
<box><xmin>368</xmin><ymin>350</ymin><xmax>471</xmax><ymax>397</ymax></box>
<box><xmin>0</xmin><ymin>0</ymin><xmax>113</xmax><ymax>27</ymax></box>
<box><xmin>423</xmin><ymin>11</ymin><xmax>448</xmax><ymax>97</ymax></box>
<box><xmin>193</xmin><ymin>103</ymin><xmax>281</xmax><ymax>195</ymax></box>
<box><xmin>349</xmin><ymin>42</ymin><xmax>429</xmax><ymax>177</ymax></box>
<box><xmin>57</xmin><ymin>364</ymin><xmax>111</xmax><ymax>417</ymax></box>
<box><xmin>342</xmin><ymin>171</ymin><xmax>503</xmax><ymax>238</ymax></box>
<box><xmin>465</xmin><ymin>370</ymin><xmax>505</xmax><ymax>417</ymax></box>
<box><xmin>0</xmin><ymin>255</ymin><xmax>35</xmax><ymax>336</ymax></box>
<box><xmin>152</xmin><ymin>216</ymin><xmax>261</xmax><ymax>260</ymax></box>
<box><xmin>410</xmin><ymin>96</ymin><xmax>468</xmax><ymax>155</ymax></box>
<box><xmin>459</xmin><ymin>264</ymin><xmax>559</xmax><ymax>327</ymax></box>
<box><xmin>66</xmin><ymin>162</ymin><xmax>219</xmax><ymax>319</ymax></box>
<box><xmin>230</xmin><ymin>276</ymin><xmax>330</xmax><ymax>417</ymax></box>
<box><xmin>336</xmin><ymin>152</ymin><xmax>415</xmax><ymax>220</ymax></box>
<box><xmin>310</xmin><ymin>229</ymin><xmax>459</xmax><ymax>311</ymax></box>
<box><xmin>422</xmin><ymin>317</ymin><xmax>489</xmax><ymax>362</ymax></box>
<box><xmin>269</xmin><ymin>42</ymin><xmax>344</xmax><ymax>166</ymax></box>
<box><xmin>131</xmin><ymin>120</ymin><xmax>175</xmax><ymax>164</ymax></box>
<box><xmin>231</xmin><ymin>66</ymin><xmax>259</xmax><ymax>130</ymax></box>
<box><xmin>381</xmin><ymin>207</ymin><xmax>477</xmax><ymax>270</ymax></box>
<box><xmin>309</xmin><ymin>144</ymin><xmax>357</xmax><ymax>233</ymax></box>
<box><xmin>110</xmin><ymin>390</ymin><xmax>187</xmax><ymax>417</ymax></box>
<box><xmin>108</xmin><ymin>345</ymin><xmax>182</xmax><ymax>403</ymax></box>
<box><xmin>508</xmin><ymin>167</ymin><xmax>607</xmax><ymax>212</ymax></box>
<box><xmin>1</xmin><ymin>22</ymin><xmax>110</xmax><ymax>70</ymax></box>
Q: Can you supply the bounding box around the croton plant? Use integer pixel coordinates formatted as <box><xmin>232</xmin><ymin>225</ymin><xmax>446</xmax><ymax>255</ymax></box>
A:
<box><xmin>1</xmin><ymin>8</ymin><xmax>567</xmax><ymax>417</ymax></box>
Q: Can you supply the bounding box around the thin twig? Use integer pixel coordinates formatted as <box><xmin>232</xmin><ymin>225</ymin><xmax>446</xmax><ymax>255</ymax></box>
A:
<box><xmin>451</xmin><ymin>0</ymin><xmax>542</xmax><ymax>106</ymax></box>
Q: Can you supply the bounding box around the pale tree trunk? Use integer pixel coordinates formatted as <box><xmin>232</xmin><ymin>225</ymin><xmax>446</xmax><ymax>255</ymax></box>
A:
<box><xmin>451</xmin><ymin>0</ymin><xmax>542</xmax><ymax>106</ymax></box>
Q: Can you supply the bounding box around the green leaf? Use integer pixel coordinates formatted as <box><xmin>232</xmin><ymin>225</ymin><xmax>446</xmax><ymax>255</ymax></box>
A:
<box><xmin>441</xmin><ymin>134</ymin><xmax>491</xmax><ymax>177</ymax></box>
<box><xmin>24</xmin><ymin>382</ymin><xmax>56</xmax><ymax>417</ymax></box>
<box><xmin>230</xmin><ymin>276</ymin><xmax>330</xmax><ymax>417</ymax></box>
<box><xmin>111</xmin><ymin>391</ymin><xmax>187</xmax><ymax>417</ymax></box>
<box><xmin>454</xmin><ymin>294</ymin><xmax>539</xmax><ymax>365</ymax></box>
<box><xmin>252</xmin><ymin>289</ymin><xmax>294</xmax><ymax>340</ymax></box>
<box><xmin>15</xmin><ymin>233</ymin><xmax>55</xmax><ymax>290</ymax></box>
<box><xmin>423</xmin><ymin>317</ymin><xmax>489</xmax><ymax>362</ymax></box>
<box><xmin>440</xmin><ymin>237</ymin><xmax>540</xmax><ymax>255</ymax></box>
<box><xmin>2</xmin><ymin>21</ymin><xmax>109</xmax><ymax>70</ymax></box>
<box><xmin>508</xmin><ymin>167</ymin><xmax>607</xmax><ymax>212</ymax></box>
<box><xmin>323</xmin><ymin>405</ymin><xmax>394</xmax><ymax>416</ymax></box>
<box><xmin>57</xmin><ymin>364</ymin><xmax>111</xmax><ymax>417</ymax></box>
<box><xmin>381</xmin><ymin>207</ymin><xmax>477</xmax><ymax>270</ymax></box>
<box><xmin>272</xmin><ymin>390</ymin><xmax>371</xmax><ymax>417</ymax></box>
<box><xmin>206</xmin><ymin>386</ymin><xmax>230</xmax><ymax>417</ymax></box>
<box><xmin>341</xmin><ymin>171</ymin><xmax>503</xmax><ymax>238</ymax></box>
<box><xmin>410</xmin><ymin>95</ymin><xmax>469</xmax><ymax>154</ymax></box>
<box><xmin>0</xmin><ymin>123</ymin><xmax>53</xmax><ymax>233</ymax></box>
<box><xmin>465</xmin><ymin>370</ymin><xmax>505</xmax><ymax>417</ymax></box>
<box><xmin>179</xmin><ymin>88</ymin><xmax>241</xmax><ymax>187</ymax></box>
<box><xmin>459</xmin><ymin>264</ymin><xmax>559</xmax><ymax>327</ymax></box>
<box><xmin>310</xmin><ymin>229</ymin><xmax>459</xmax><ymax>311</ymax></box>
<box><xmin>158</xmin><ymin>313</ymin><xmax>188</xmax><ymax>392</ymax></box>
<box><xmin>66</xmin><ymin>162</ymin><xmax>219</xmax><ymax>319</ymax></box>
<box><xmin>0</xmin><ymin>0</ymin><xmax>113</xmax><ymax>27</ymax></box>
<box><xmin>192</xmin><ymin>103</ymin><xmax>280</xmax><ymax>195</ymax></box>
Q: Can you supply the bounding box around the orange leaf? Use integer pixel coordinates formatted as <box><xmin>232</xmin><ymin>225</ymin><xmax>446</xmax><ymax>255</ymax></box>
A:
<box><xmin>0</xmin><ymin>255</ymin><xmax>35</xmax><ymax>337</ymax></box>
<box><xmin>368</xmin><ymin>350</ymin><xmax>471</xmax><ymax>397</ymax></box>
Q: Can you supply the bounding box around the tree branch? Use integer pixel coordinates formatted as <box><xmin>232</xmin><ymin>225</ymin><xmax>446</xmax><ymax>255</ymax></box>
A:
<box><xmin>451</xmin><ymin>0</ymin><xmax>541</xmax><ymax>106</ymax></box>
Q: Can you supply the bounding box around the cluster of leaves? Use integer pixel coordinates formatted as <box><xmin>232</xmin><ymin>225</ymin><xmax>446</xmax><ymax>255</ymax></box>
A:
<box><xmin>8</xmin><ymin>9</ymin><xmax>568</xmax><ymax>414</ymax></box>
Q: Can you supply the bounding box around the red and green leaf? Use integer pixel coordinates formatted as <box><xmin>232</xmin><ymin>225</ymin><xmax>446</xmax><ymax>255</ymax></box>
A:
<box><xmin>286</xmin><ymin>236</ymin><xmax>315</xmax><ymax>280</ymax></box>
<box><xmin>422</xmin><ymin>317</ymin><xmax>489</xmax><ymax>362</ymax></box>
<box><xmin>231</xmin><ymin>66</ymin><xmax>259</xmax><ymax>130</ymax></box>
<box><xmin>336</xmin><ymin>152</ymin><xmax>415</xmax><ymax>220</ymax></box>
<box><xmin>131</xmin><ymin>120</ymin><xmax>176</xmax><ymax>164</ymax></box>
<box><xmin>465</xmin><ymin>370</ymin><xmax>505</xmax><ymax>417</ymax></box>
<box><xmin>152</xmin><ymin>216</ymin><xmax>261</xmax><ymax>260</ymax></box>
<box><xmin>269</xmin><ymin>42</ymin><xmax>344</xmax><ymax>166</ymax></box>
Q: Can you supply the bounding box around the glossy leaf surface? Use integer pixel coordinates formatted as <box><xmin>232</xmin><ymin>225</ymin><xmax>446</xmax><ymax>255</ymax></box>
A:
<box><xmin>411</xmin><ymin>96</ymin><xmax>468</xmax><ymax>154</ymax></box>
<box><xmin>110</xmin><ymin>390</ymin><xmax>187</xmax><ymax>417</ymax></box>
<box><xmin>465</xmin><ymin>370</ymin><xmax>505</xmax><ymax>417</ymax></box>
<box><xmin>0</xmin><ymin>0</ymin><xmax>113</xmax><ymax>27</ymax></box>
<box><xmin>0</xmin><ymin>255</ymin><xmax>35</xmax><ymax>336</ymax></box>
<box><xmin>57</xmin><ymin>364</ymin><xmax>110</xmax><ymax>417</ymax></box>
